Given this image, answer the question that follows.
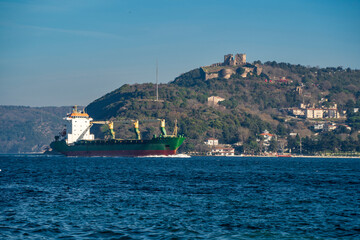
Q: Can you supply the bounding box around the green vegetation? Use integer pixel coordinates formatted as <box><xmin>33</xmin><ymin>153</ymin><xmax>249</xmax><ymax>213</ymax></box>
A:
<box><xmin>288</xmin><ymin>133</ymin><xmax>360</xmax><ymax>155</ymax></box>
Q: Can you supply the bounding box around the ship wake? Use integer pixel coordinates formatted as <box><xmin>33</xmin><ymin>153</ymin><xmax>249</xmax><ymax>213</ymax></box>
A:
<box><xmin>139</xmin><ymin>154</ymin><xmax>191</xmax><ymax>158</ymax></box>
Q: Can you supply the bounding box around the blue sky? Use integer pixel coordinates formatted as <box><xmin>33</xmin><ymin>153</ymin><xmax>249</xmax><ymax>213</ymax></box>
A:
<box><xmin>0</xmin><ymin>0</ymin><xmax>359</xmax><ymax>107</ymax></box>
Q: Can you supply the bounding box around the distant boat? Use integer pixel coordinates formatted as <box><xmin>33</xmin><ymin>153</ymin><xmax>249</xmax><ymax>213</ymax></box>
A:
<box><xmin>276</xmin><ymin>154</ymin><xmax>292</xmax><ymax>157</ymax></box>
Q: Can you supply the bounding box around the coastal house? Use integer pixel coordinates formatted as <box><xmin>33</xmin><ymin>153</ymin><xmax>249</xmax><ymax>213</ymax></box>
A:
<box><xmin>207</xmin><ymin>146</ymin><xmax>235</xmax><ymax>156</ymax></box>
<box><xmin>258</xmin><ymin>130</ymin><xmax>276</xmax><ymax>151</ymax></box>
<box><xmin>205</xmin><ymin>138</ymin><xmax>219</xmax><ymax>146</ymax></box>
<box><xmin>260</xmin><ymin>130</ymin><xmax>274</xmax><ymax>142</ymax></box>
<box><xmin>205</xmin><ymin>138</ymin><xmax>235</xmax><ymax>156</ymax></box>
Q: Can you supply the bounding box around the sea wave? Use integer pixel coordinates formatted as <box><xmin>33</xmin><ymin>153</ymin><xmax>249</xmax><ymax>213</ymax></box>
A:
<box><xmin>1</xmin><ymin>155</ymin><xmax>359</xmax><ymax>239</ymax></box>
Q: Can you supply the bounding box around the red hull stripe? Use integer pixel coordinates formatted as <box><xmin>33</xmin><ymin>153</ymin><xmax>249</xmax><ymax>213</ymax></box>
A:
<box><xmin>63</xmin><ymin>149</ymin><xmax>177</xmax><ymax>157</ymax></box>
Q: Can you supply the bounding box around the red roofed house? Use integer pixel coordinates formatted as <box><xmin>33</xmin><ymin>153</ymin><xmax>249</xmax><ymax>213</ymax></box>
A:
<box><xmin>260</xmin><ymin>130</ymin><xmax>274</xmax><ymax>142</ymax></box>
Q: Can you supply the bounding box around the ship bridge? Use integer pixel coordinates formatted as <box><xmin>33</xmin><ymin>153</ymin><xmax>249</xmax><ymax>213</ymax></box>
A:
<box><xmin>65</xmin><ymin>106</ymin><xmax>94</xmax><ymax>144</ymax></box>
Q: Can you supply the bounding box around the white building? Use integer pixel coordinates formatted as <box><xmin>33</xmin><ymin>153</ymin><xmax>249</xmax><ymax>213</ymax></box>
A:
<box><xmin>65</xmin><ymin>106</ymin><xmax>94</xmax><ymax>144</ymax></box>
<box><xmin>314</xmin><ymin>123</ymin><xmax>324</xmax><ymax>130</ymax></box>
<box><xmin>205</xmin><ymin>138</ymin><xmax>219</xmax><ymax>146</ymax></box>
<box><xmin>207</xmin><ymin>96</ymin><xmax>225</xmax><ymax>106</ymax></box>
<box><xmin>291</xmin><ymin>108</ymin><xmax>305</xmax><ymax>116</ymax></box>
<box><xmin>207</xmin><ymin>146</ymin><xmax>235</xmax><ymax>156</ymax></box>
<box><xmin>306</xmin><ymin>109</ymin><xmax>324</xmax><ymax>119</ymax></box>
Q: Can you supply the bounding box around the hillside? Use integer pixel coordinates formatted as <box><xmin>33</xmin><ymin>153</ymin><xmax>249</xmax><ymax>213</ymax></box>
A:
<box><xmin>0</xmin><ymin>106</ymin><xmax>72</xmax><ymax>153</ymax></box>
<box><xmin>86</xmin><ymin>59</ymin><xmax>360</xmax><ymax>154</ymax></box>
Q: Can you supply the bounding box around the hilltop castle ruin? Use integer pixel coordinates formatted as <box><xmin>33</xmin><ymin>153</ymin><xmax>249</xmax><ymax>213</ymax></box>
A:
<box><xmin>200</xmin><ymin>53</ymin><xmax>262</xmax><ymax>80</ymax></box>
<box><xmin>223</xmin><ymin>53</ymin><xmax>246</xmax><ymax>66</ymax></box>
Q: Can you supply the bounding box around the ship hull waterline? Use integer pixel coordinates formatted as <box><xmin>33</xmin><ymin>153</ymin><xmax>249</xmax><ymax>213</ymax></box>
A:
<box><xmin>62</xmin><ymin>149</ymin><xmax>177</xmax><ymax>157</ymax></box>
<box><xmin>50</xmin><ymin>137</ymin><xmax>185</xmax><ymax>157</ymax></box>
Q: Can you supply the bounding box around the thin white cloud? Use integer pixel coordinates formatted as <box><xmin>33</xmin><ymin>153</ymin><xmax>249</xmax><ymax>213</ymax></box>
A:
<box><xmin>0</xmin><ymin>22</ymin><xmax>123</xmax><ymax>40</ymax></box>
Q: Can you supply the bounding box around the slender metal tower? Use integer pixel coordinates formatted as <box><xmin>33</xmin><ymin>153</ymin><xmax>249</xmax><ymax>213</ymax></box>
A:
<box><xmin>156</xmin><ymin>60</ymin><xmax>159</xmax><ymax>102</ymax></box>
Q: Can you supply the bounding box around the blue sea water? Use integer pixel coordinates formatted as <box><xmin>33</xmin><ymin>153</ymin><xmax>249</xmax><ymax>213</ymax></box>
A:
<box><xmin>0</xmin><ymin>155</ymin><xmax>359</xmax><ymax>239</ymax></box>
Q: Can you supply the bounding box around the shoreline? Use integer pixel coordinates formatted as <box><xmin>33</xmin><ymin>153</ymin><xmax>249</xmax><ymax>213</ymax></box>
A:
<box><xmin>1</xmin><ymin>153</ymin><xmax>360</xmax><ymax>159</ymax></box>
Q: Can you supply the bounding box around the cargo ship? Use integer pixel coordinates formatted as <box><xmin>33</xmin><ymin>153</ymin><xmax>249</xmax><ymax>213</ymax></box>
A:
<box><xmin>48</xmin><ymin>106</ymin><xmax>185</xmax><ymax>157</ymax></box>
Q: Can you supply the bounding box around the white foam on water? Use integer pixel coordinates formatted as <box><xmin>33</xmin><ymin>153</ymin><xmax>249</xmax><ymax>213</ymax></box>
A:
<box><xmin>140</xmin><ymin>154</ymin><xmax>191</xmax><ymax>158</ymax></box>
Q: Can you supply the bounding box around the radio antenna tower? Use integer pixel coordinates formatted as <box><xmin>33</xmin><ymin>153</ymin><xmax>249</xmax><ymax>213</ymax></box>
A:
<box><xmin>156</xmin><ymin>59</ymin><xmax>159</xmax><ymax>101</ymax></box>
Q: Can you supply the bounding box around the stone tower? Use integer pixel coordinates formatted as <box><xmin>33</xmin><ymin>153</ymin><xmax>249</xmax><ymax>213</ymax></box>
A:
<box><xmin>235</xmin><ymin>53</ymin><xmax>246</xmax><ymax>65</ymax></box>
<box><xmin>224</xmin><ymin>54</ymin><xmax>235</xmax><ymax>66</ymax></box>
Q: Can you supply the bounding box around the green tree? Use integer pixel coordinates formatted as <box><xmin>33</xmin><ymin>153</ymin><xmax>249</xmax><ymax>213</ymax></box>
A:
<box><xmin>276</xmin><ymin>123</ymin><xmax>288</xmax><ymax>137</ymax></box>
<box><xmin>268</xmin><ymin>138</ymin><xmax>278</xmax><ymax>153</ymax></box>
<box><xmin>288</xmin><ymin>134</ymin><xmax>301</xmax><ymax>153</ymax></box>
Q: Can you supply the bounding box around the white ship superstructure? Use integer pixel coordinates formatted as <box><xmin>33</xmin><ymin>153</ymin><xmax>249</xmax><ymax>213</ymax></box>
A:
<box><xmin>65</xmin><ymin>106</ymin><xmax>94</xmax><ymax>144</ymax></box>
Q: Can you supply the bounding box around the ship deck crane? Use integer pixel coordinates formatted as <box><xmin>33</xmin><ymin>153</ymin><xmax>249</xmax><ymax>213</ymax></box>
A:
<box><xmin>76</xmin><ymin>118</ymin><xmax>178</xmax><ymax>142</ymax></box>
<box><xmin>76</xmin><ymin>120</ymin><xmax>114</xmax><ymax>142</ymax></box>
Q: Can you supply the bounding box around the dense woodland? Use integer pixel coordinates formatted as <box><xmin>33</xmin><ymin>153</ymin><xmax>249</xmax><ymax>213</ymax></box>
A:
<box><xmin>1</xmin><ymin>61</ymin><xmax>360</xmax><ymax>154</ymax></box>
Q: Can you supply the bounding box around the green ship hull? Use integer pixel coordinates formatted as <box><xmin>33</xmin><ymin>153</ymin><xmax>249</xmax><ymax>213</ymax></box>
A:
<box><xmin>50</xmin><ymin>136</ymin><xmax>185</xmax><ymax>157</ymax></box>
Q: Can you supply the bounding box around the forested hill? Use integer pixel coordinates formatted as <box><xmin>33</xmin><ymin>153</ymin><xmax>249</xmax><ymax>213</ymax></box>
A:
<box><xmin>1</xmin><ymin>61</ymin><xmax>359</xmax><ymax>154</ymax></box>
<box><xmin>86</xmin><ymin>61</ymin><xmax>360</xmax><ymax>153</ymax></box>
<box><xmin>0</xmin><ymin>106</ymin><xmax>72</xmax><ymax>153</ymax></box>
